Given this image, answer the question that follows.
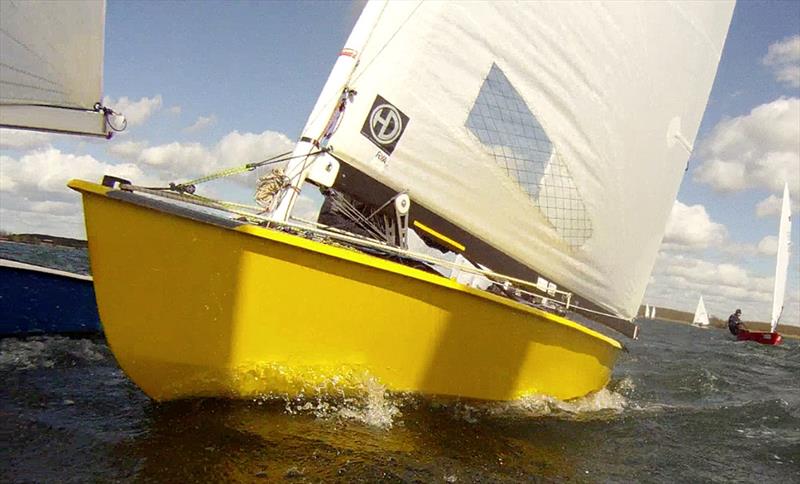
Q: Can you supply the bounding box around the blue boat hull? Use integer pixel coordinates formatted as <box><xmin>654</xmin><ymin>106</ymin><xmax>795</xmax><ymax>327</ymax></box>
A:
<box><xmin>0</xmin><ymin>261</ymin><xmax>102</xmax><ymax>335</ymax></box>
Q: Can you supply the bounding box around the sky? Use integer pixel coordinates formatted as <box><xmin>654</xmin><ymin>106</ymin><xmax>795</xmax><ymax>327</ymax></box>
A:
<box><xmin>1</xmin><ymin>0</ymin><xmax>799</xmax><ymax>326</ymax></box>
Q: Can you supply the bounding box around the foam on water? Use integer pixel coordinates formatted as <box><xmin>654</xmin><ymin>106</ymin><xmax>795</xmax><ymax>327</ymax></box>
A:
<box><xmin>269</xmin><ymin>375</ymin><xmax>636</xmax><ymax>428</ymax></box>
<box><xmin>255</xmin><ymin>374</ymin><xmax>403</xmax><ymax>429</ymax></box>
<box><xmin>0</xmin><ymin>336</ymin><xmax>107</xmax><ymax>370</ymax></box>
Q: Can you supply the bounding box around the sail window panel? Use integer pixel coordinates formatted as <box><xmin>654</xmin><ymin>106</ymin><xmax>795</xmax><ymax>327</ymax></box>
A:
<box><xmin>466</xmin><ymin>63</ymin><xmax>592</xmax><ymax>248</ymax></box>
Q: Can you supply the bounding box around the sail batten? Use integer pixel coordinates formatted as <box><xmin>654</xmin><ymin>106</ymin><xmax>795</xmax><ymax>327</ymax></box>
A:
<box><xmin>0</xmin><ymin>0</ymin><xmax>108</xmax><ymax>137</ymax></box>
<box><xmin>312</xmin><ymin>0</ymin><xmax>734</xmax><ymax>320</ymax></box>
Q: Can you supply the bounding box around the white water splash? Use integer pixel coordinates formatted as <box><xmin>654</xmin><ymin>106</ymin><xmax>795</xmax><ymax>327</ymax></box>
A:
<box><xmin>493</xmin><ymin>387</ymin><xmax>629</xmax><ymax>419</ymax></box>
<box><xmin>269</xmin><ymin>375</ymin><xmax>402</xmax><ymax>429</ymax></box>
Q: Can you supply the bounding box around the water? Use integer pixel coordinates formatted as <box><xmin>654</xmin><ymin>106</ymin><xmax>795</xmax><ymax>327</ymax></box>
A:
<box><xmin>0</xmin><ymin>241</ymin><xmax>91</xmax><ymax>275</ymax></box>
<box><xmin>1</xmin><ymin>244</ymin><xmax>799</xmax><ymax>482</ymax></box>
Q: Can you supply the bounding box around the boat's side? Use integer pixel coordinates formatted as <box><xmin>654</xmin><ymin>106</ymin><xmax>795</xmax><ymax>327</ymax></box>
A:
<box><xmin>0</xmin><ymin>259</ymin><xmax>102</xmax><ymax>335</ymax></box>
<box><xmin>737</xmin><ymin>330</ymin><xmax>782</xmax><ymax>345</ymax></box>
<box><xmin>70</xmin><ymin>179</ymin><xmax>622</xmax><ymax>402</ymax></box>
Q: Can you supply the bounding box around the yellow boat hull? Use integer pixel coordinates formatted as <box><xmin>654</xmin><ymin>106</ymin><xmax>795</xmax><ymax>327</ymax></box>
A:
<box><xmin>70</xmin><ymin>179</ymin><xmax>622</xmax><ymax>402</ymax></box>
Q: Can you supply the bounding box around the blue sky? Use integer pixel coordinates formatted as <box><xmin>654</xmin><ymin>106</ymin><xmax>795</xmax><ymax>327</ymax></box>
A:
<box><xmin>1</xmin><ymin>0</ymin><xmax>798</xmax><ymax>325</ymax></box>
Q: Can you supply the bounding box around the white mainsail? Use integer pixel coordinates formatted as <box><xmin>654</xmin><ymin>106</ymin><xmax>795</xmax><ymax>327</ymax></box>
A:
<box><xmin>0</xmin><ymin>0</ymin><xmax>109</xmax><ymax>137</ymax></box>
<box><xmin>771</xmin><ymin>183</ymin><xmax>792</xmax><ymax>333</ymax></box>
<box><xmin>282</xmin><ymin>0</ymin><xmax>735</xmax><ymax>322</ymax></box>
<box><xmin>651</xmin><ymin>307</ymin><xmax>657</xmax><ymax>320</ymax></box>
<box><xmin>693</xmin><ymin>296</ymin><xmax>709</xmax><ymax>326</ymax></box>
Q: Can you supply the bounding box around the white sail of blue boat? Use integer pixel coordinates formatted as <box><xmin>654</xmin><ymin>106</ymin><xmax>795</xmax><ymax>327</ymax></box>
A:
<box><xmin>0</xmin><ymin>0</ymin><xmax>121</xmax><ymax>335</ymax></box>
<box><xmin>0</xmin><ymin>0</ymin><xmax>121</xmax><ymax>137</ymax></box>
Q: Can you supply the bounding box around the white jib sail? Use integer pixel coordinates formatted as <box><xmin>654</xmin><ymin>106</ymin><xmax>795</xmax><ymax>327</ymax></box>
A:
<box><xmin>693</xmin><ymin>296</ymin><xmax>709</xmax><ymax>326</ymax></box>
<box><xmin>771</xmin><ymin>183</ymin><xmax>792</xmax><ymax>333</ymax></box>
<box><xmin>309</xmin><ymin>0</ymin><xmax>734</xmax><ymax>319</ymax></box>
<box><xmin>0</xmin><ymin>0</ymin><xmax>108</xmax><ymax>137</ymax></box>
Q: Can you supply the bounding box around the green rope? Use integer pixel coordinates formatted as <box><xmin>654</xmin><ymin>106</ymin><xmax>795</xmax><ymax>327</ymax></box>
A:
<box><xmin>146</xmin><ymin>148</ymin><xmax>328</xmax><ymax>194</ymax></box>
<box><xmin>179</xmin><ymin>165</ymin><xmax>256</xmax><ymax>187</ymax></box>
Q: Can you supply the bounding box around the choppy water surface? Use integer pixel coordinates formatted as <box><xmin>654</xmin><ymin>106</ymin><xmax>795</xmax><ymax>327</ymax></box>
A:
<box><xmin>1</xmin><ymin>242</ymin><xmax>798</xmax><ymax>482</ymax></box>
<box><xmin>2</xmin><ymin>323</ymin><xmax>798</xmax><ymax>483</ymax></box>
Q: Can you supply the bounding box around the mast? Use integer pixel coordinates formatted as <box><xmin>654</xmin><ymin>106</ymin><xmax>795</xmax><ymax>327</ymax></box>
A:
<box><xmin>770</xmin><ymin>183</ymin><xmax>792</xmax><ymax>332</ymax></box>
<box><xmin>270</xmin><ymin>0</ymin><xmax>387</xmax><ymax>222</ymax></box>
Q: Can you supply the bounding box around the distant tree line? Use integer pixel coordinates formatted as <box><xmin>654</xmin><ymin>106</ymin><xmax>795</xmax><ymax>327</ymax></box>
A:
<box><xmin>0</xmin><ymin>233</ymin><xmax>88</xmax><ymax>249</ymax></box>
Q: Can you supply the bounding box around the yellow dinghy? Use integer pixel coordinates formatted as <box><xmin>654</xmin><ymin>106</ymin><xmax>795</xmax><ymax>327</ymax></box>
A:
<box><xmin>70</xmin><ymin>179</ymin><xmax>621</xmax><ymax>402</ymax></box>
<box><xmin>66</xmin><ymin>1</ymin><xmax>732</xmax><ymax>403</ymax></box>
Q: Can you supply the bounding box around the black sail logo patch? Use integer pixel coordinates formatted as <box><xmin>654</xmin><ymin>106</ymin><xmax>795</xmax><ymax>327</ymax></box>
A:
<box><xmin>360</xmin><ymin>95</ymin><xmax>409</xmax><ymax>155</ymax></box>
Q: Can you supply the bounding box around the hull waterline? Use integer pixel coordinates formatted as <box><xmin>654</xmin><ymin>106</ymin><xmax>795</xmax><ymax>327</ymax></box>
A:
<box><xmin>0</xmin><ymin>259</ymin><xmax>101</xmax><ymax>336</ymax></box>
<box><xmin>737</xmin><ymin>329</ymin><xmax>782</xmax><ymax>346</ymax></box>
<box><xmin>69</xmin><ymin>179</ymin><xmax>623</xmax><ymax>402</ymax></box>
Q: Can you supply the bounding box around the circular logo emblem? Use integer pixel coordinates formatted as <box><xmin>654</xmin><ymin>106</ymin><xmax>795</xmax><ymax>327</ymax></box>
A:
<box><xmin>369</xmin><ymin>104</ymin><xmax>403</xmax><ymax>145</ymax></box>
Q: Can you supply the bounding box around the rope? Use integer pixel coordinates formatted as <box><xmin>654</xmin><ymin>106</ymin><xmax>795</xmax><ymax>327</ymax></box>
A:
<box><xmin>133</xmin><ymin>149</ymin><xmax>323</xmax><ymax>195</ymax></box>
<box><xmin>255</xmin><ymin>167</ymin><xmax>294</xmax><ymax>212</ymax></box>
<box><xmin>114</xmin><ymin>182</ymin><xmax>631</xmax><ymax>325</ymax></box>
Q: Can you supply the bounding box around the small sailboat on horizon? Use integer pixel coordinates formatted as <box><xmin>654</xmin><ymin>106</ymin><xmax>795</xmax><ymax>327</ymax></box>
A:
<box><xmin>692</xmin><ymin>296</ymin><xmax>710</xmax><ymax>327</ymax></box>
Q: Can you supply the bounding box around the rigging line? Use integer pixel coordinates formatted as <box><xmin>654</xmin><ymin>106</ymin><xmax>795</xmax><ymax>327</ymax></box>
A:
<box><xmin>0</xmin><ymin>101</ymin><xmax>100</xmax><ymax>111</ymax></box>
<box><xmin>136</xmin><ymin>149</ymin><xmax>318</xmax><ymax>192</ymax></box>
<box><xmin>299</xmin><ymin>0</ymin><xmax>392</xmax><ymax>138</ymax></box>
<box><xmin>0</xmin><ymin>27</ymin><xmax>62</xmax><ymax>78</ymax></box>
<box><xmin>327</xmin><ymin>191</ymin><xmax>388</xmax><ymax>241</ymax></box>
<box><xmin>0</xmin><ymin>79</ymin><xmax>66</xmax><ymax>96</ymax></box>
<box><xmin>0</xmin><ymin>61</ymin><xmax>61</xmax><ymax>87</ymax></box>
<box><xmin>116</xmin><ymin>183</ymin><xmax>629</xmax><ymax>324</ymax></box>
<box><xmin>365</xmin><ymin>190</ymin><xmax>407</xmax><ymax>220</ymax></box>
<box><xmin>348</xmin><ymin>0</ymin><xmax>424</xmax><ymax>85</ymax></box>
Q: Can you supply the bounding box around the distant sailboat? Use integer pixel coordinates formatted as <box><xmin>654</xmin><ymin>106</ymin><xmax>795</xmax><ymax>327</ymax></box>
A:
<box><xmin>68</xmin><ymin>0</ymin><xmax>734</xmax><ymax>401</ymax></box>
<box><xmin>738</xmin><ymin>183</ymin><xmax>791</xmax><ymax>345</ymax></box>
<box><xmin>692</xmin><ymin>296</ymin><xmax>709</xmax><ymax>327</ymax></box>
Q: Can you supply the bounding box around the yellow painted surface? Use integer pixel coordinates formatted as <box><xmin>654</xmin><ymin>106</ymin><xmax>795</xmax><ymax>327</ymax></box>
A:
<box><xmin>69</xmin><ymin>179</ymin><xmax>622</xmax><ymax>402</ymax></box>
<box><xmin>412</xmin><ymin>220</ymin><xmax>466</xmax><ymax>251</ymax></box>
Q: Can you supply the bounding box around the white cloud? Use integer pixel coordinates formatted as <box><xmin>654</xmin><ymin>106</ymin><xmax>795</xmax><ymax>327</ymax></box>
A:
<box><xmin>693</xmin><ymin>98</ymin><xmax>800</xmax><ymax>195</ymax></box>
<box><xmin>0</xmin><ymin>206</ymin><xmax>86</xmax><ymax>239</ymax></box>
<box><xmin>757</xmin><ymin>235</ymin><xmax>778</xmax><ymax>256</ymax></box>
<box><xmin>720</xmin><ymin>241</ymin><xmax>759</xmax><ymax>258</ymax></box>
<box><xmin>184</xmin><ymin>115</ymin><xmax>217</xmax><ymax>133</ymax></box>
<box><xmin>102</xmin><ymin>95</ymin><xmax>163</xmax><ymax>127</ymax></box>
<box><xmin>169</xmin><ymin>106</ymin><xmax>182</xmax><ymax>115</ymax></box>
<box><xmin>0</xmin><ymin>129</ymin><xmax>52</xmax><ymax>150</ymax></box>
<box><xmin>0</xmin><ymin>148</ymin><xmax>150</xmax><ymax>200</ymax></box>
<box><xmin>643</xmin><ymin>251</ymin><xmax>799</xmax><ymax>325</ymax></box>
<box><xmin>136</xmin><ymin>129</ymin><xmax>294</xmax><ymax>184</ymax></box>
<box><xmin>662</xmin><ymin>200</ymin><xmax>727</xmax><ymax>249</ymax></box>
<box><xmin>107</xmin><ymin>140</ymin><xmax>149</xmax><ymax>161</ymax></box>
<box><xmin>138</xmin><ymin>141</ymin><xmax>213</xmax><ymax>174</ymax></box>
<box><xmin>0</xmin><ymin>148</ymin><xmax>157</xmax><ymax>238</ymax></box>
<box><xmin>763</xmin><ymin>35</ymin><xmax>800</xmax><ymax>88</ymax></box>
<box><xmin>755</xmin><ymin>192</ymin><xmax>799</xmax><ymax>218</ymax></box>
